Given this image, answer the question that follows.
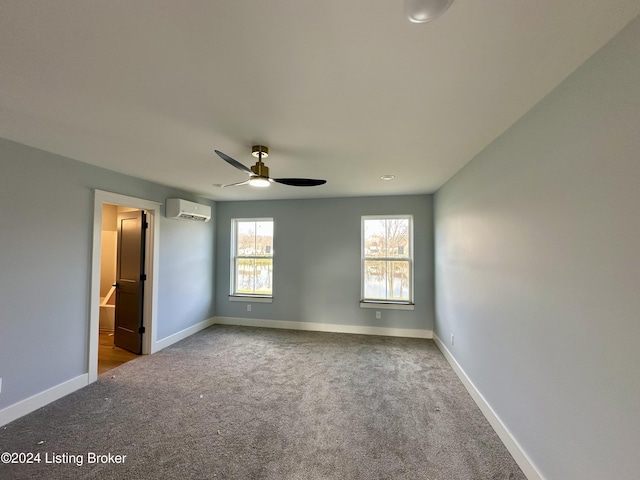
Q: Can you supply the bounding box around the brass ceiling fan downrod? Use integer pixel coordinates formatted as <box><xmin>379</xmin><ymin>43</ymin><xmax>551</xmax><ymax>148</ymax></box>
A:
<box><xmin>250</xmin><ymin>145</ymin><xmax>269</xmax><ymax>178</ymax></box>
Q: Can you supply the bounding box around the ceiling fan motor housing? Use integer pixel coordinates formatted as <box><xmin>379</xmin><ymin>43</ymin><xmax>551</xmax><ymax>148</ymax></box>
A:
<box><xmin>251</xmin><ymin>145</ymin><xmax>270</xmax><ymax>177</ymax></box>
<box><xmin>251</xmin><ymin>162</ymin><xmax>269</xmax><ymax>177</ymax></box>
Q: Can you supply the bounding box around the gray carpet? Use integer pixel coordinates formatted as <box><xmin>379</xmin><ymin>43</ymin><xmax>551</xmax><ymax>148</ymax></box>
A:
<box><xmin>0</xmin><ymin>325</ymin><xmax>526</xmax><ymax>479</ymax></box>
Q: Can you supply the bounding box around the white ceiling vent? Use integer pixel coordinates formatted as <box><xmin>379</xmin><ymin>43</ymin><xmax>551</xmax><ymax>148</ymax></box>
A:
<box><xmin>166</xmin><ymin>198</ymin><xmax>211</xmax><ymax>222</ymax></box>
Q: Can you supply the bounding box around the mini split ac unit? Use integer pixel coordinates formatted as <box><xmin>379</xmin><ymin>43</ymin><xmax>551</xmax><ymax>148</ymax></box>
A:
<box><xmin>165</xmin><ymin>198</ymin><xmax>211</xmax><ymax>222</ymax></box>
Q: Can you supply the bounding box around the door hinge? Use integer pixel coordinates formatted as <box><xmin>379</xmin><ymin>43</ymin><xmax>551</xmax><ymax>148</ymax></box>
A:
<box><xmin>143</xmin><ymin>222</ymin><xmax>149</xmax><ymax>229</ymax></box>
<box><xmin>141</xmin><ymin>274</ymin><xmax>147</xmax><ymax>281</ymax></box>
<box><xmin>139</xmin><ymin>326</ymin><xmax>146</xmax><ymax>334</ymax></box>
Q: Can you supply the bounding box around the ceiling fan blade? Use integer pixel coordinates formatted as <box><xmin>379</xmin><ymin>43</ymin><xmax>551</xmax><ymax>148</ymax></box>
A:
<box><xmin>213</xmin><ymin>179</ymin><xmax>251</xmax><ymax>188</ymax></box>
<box><xmin>272</xmin><ymin>178</ymin><xmax>327</xmax><ymax>187</ymax></box>
<box><xmin>214</xmin><ymin>150</ymin><xmax>253</xmax><ymax>174</ymax></box>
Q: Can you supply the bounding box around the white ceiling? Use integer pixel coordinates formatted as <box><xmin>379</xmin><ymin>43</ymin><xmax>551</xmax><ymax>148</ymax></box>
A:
<box><xmin>1</xmin><ymin>1</ymin><xmax>638</xmax><ymax>201</ymax></box>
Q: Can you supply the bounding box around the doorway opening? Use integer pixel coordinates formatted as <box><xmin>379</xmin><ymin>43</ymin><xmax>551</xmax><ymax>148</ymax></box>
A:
<box><xmin>89</xmin><ymin>190</ymin><xmax>161</xmax><ymax>383</ymax></box>
<box><xmin>98</xmin><ymin>204</ymin><xmax>144</xmax><ymax>374</ymax></box>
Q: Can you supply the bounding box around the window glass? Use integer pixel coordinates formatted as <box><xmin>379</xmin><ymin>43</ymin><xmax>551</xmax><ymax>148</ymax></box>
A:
<box><xmin>362</xmin><ymin>216</ymin><xmax>412</xmax><ymax>303</ymax></box>
<box><xmin>232</xmin><ymin>219</ymin><xmax>274</xmax><ymax>296</ymax></box>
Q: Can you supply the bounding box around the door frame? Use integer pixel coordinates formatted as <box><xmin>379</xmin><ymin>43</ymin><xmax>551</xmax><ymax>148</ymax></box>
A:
<box><xmin>89</xmin><ymin>190</ymin><xmax>161</xmax><ymax>383</ymax></box>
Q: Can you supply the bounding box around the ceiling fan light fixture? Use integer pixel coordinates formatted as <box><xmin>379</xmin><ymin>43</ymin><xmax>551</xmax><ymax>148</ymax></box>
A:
<box><xmin>248</xmin><ymin>176</ymin><xmax>271</xmax><ymax>188</ymax></box>
<box><xmin>405</xmin><ymin>0</ymin><xmax>454</xmax><ymax>23</ymax></box>
<box><xmin>214</xmin><ymin>146</ymin><xmax>326</xmax><ymax>189</ymax></box>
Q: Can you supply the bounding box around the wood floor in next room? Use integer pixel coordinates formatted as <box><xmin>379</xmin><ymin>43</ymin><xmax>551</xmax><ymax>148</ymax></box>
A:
<box><xmin>98</xmin><ymin>330</ymin><xmax>138</xmax><ymax>375</ymax></box>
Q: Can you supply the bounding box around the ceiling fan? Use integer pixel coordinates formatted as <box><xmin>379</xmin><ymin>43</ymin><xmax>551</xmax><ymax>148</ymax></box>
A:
<box><xmin>214</xmin><ymin>145</ymin><xmax>327</xmax><ymax>188</ymax></box>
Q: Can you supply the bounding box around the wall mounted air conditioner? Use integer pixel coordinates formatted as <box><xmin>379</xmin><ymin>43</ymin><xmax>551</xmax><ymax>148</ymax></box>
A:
<box><xmin>165</xmin><ymin>198</ymin><xmax>211</xmax><ymax>222</ymax></box>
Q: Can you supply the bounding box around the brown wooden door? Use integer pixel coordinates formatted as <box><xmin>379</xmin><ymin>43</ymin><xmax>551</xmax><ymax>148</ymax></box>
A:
<box><xmin>114</xmin><ymin>210</ymin><xmax>146</xmax><ymax>354</ymax></box>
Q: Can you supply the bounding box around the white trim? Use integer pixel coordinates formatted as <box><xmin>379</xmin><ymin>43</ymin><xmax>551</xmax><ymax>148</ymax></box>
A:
<box><xmin>433</xmin><ymin>334</ymin><xmax>544</xmax><ymax>480</ymax></box>
<box><xmin>0</xmin><ymin>375</ymin><xmax>88</xmax><ymax>427</ymax></box>
<box><xmin>360</xmin><ymin>301</ymin><xmax>414</xmax><ymax>311</ymax></box>
<box><xmin>229</xmin><ymin>295</ymin><xmax>273</xmax><ymax>303</ymax></box>
<box><xmin>90</xmin><ymin>190</ymin><xmax>161</xmax><ymax>382</ymax></box>
<box><xmin>154</xmin><ymin>317</ymin><xmax>216</xmax><ymax>351</ymax></box>
<box><xmin>214</xmin><ymin>316</ymin><xmax>432</xmax><ymax>339</ymax></box>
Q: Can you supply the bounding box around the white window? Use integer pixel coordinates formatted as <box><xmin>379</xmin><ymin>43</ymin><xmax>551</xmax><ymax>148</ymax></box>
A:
<box><xmin>361</xmin><ymin>215</ymin><xmax>413</xmax><ymax>305</ymax></box>
<box><xmin>231</xmin><ymin>218</ymin><xmax>274</xmax><ymax>297</ymax></box>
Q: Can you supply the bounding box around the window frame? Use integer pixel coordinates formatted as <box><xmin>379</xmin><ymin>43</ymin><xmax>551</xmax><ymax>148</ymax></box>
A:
<box><xmin>229</xmin><ymin>217</ymin><xmax>274</xmax><ymax>301</ymax></box>
<box><xmin>360</xmin><ymin>214</ymin><xmax>414</xmax><ymax>309</ymax></box>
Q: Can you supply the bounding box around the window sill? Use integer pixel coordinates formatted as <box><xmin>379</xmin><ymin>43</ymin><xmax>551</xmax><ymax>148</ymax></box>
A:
<box><xmin>360</xmin><ymin>301</ymin><xmax>414</xmax><ymax>311</ymax></box>
<box><xmin>229</xmin><ymin>295</ymin><xmax>273</xmax><ymax>303</ymax></box>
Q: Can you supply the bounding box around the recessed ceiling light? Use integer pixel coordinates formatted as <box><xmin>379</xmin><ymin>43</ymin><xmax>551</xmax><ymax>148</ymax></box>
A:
<box><xmin>405</xmin><ymin>0</ymin><xmax>454</xmax><ymax>24</ymax></box>
<box><xmin>381</xmin><ymin>175</ymin><xmax>396</xmax><ymax>181</ymax></box>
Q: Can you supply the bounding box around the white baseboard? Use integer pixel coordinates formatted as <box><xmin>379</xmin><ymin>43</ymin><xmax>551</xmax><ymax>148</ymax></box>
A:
<box><xmin>214</xmin><ymin>316</ymin><xmax>432</xmax><ymax>339</ymax></box>
<box><xmin>0</xmin><ymin>374</ymin><xmax>88</xmax><ymax>427</ymax></box>
<box><xmin>433</xmin><ymin>334</ymin><xmax>543</xmax><ymax>480</ymax></box>
<box><xmin>153</xmin><ymin>317</ymin><xmax>216</xmax><ymax>352</ymax></box>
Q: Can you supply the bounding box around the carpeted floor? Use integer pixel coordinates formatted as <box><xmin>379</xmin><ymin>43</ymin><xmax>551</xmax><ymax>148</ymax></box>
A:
<box><xmin>0</xmin><ymin>325</ymin><xmax>526</xmax><ymax>479</ymax></box>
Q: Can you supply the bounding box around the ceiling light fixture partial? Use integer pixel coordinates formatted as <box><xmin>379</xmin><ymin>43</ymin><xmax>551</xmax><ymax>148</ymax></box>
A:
<box><xmin>404</xmin><ymin>0</ymin><xmax>454</xmax><ymax>23</ymax></box>
<box><xmin>381</xmin><ymin>174</ymin><xmax>396</xmax><ymax>181</ymax></box>
<box><xmin>248</xmin><ymin>176</ymin><xmax>271</xmax><ymax>188</ymax></box>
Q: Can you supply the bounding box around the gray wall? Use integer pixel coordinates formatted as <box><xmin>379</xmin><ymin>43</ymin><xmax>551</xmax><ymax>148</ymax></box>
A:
<box><xmin>0</xmin><ymin>138</ymin><xmax>215</xmax><ymax>409</ymax></box>
<box><xmin>434</xmin><ymin>16</ymin><xmax>640</xmax><ymax>480</ymax></box>
<box><xmin>215</xmin><ymin>195</ymin><xmax>434</xmax><ymax>331</ymax></box>
<box><xmin>156</xmin><ymin>213</ymin><xmax>215</xmax><ymax>340</ymax></box>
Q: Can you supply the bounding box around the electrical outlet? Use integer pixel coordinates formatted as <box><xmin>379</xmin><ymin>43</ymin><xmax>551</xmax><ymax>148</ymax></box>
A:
<box><xmin>375</xmin><ymin>311</ymin><xmax>381</xmax><ymax>319</ymax></box>
<box><xmin>450</xmin><ymin>334</ymin><xmax>454</xmax><ymax>346</ymax></box>
<box><xmin>247</xmin><ymin>304</ymin><xmax>252</xmax><ymax>312</ymax></box>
